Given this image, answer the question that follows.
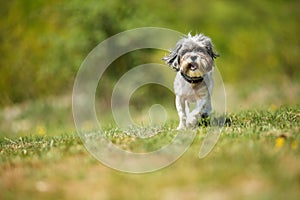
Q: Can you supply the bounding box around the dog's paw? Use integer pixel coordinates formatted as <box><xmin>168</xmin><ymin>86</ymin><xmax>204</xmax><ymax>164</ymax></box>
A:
<box><xmin>201</xmin><ymin>113</ymin><xmax>209</xmax><ymax>118</ymax></box>
<box><xmin>176</xmin><ymin>125</ymin><xmax>186</xmax><ymax>130</ymax></box>
<box><xmin>176</xmin><ymin>121</ymin><xmax>186</xmax><ymax>130</ymax></box>
<box><xmin>186</xmin><ymin>116</ymin><xmax>198</xmax><ymax>128</ymax></box>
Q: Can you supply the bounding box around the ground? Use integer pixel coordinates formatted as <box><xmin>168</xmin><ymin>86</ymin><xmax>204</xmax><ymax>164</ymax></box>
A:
<box><xmin>0</xmin><ymin>106</ymin><xmax>299</xmax><ymax>200</ymax></box>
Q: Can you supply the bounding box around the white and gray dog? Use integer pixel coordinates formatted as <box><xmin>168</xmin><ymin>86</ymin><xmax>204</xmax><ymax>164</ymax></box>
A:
<box><xmin>163</xmin><ymin>33</ymin><xmax>219</xmax><ymax>130</ymax></box>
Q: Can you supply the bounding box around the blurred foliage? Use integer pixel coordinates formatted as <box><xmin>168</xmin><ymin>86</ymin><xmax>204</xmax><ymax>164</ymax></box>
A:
<box><xmin>0</xmin><ymin>0</ymin><xmax>299</xmax><ymax>106</ymax></box>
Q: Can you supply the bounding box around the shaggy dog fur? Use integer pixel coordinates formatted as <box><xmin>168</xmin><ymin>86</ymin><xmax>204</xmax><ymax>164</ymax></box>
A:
<box><xmin>163</xmin><ymin>33</ymin><xmax>219</xmax><ymax>129</ymax></box>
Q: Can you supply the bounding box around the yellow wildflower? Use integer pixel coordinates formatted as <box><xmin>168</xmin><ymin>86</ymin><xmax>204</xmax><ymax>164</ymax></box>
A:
<box><xmin>269</xmin><ymin>104</ymin><xmax>277</xmax><ymax>112</ymax></box>
<box><xmin>291</xmin><ymin>140</ymin><xmax>298</xmax><ymax>150</ymax></box>
<box><xmin>36</xmin><ymin>125</ymin><xmax>46</xmax><ymax>136</ymax></box>
<box><xmin>275</xmin><ymin>137</ymin><xmax>285</xmax><ymax>149</ymax></box>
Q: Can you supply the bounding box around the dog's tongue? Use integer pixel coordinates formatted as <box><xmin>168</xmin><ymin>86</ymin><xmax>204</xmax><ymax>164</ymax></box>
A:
<box><xmin>190</xmin><ymin>64</ymin><xmax>197</xmax><ymax>71</ymax></box>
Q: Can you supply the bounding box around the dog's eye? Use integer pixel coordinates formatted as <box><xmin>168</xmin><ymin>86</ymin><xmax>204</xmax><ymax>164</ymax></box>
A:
<box><xmin>181</xmin><ymin>49</ymin><xmax>189</xmax><ymax>55</ymax></box>
<box><xmin>196</xmin><ymin>47</ymin><xmax>203</xmax><ymax>52</ymax></box>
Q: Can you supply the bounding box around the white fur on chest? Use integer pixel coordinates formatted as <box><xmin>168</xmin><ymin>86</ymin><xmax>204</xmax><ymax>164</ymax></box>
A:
<box><xmin>174</xmin><ymin>71</ymin><xmax>212</xmax><ymax>102</ymax></box>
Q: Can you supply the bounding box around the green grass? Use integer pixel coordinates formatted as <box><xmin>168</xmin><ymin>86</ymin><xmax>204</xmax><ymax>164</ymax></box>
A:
<box><xmin>0</xmin><ymin>106</ymin><xmax>299</xmax><ymax>200</ymax></box>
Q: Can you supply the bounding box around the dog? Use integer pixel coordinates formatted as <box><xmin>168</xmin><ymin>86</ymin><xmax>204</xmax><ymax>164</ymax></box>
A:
<box><xmin>163</xmin><ymin>33</ymin><xmax>219</xmax><ymax>130</ymax></box>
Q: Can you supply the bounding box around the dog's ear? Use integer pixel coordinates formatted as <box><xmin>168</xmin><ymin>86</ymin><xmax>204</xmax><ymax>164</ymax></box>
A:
<box><xmin>205</xmin><ymin>42</ymin><xmax>219</xmax><ymax>60</ymax></box>
<box><xmin>206</xmin><ymin>45</ymin><xmax>219</xmax><ymax>60</ymax></box>
<box><xmin>162</xmin><ymin>42</ymin><xmax>183</xmax><ymax>71</ymax></box>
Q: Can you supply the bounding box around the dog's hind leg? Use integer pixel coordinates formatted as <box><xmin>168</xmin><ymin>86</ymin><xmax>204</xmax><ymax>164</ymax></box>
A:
<box><xmin>176</xmin><ymin>96</ymin><xmax>187</xmax><ymax>130</ymax></box>
<box><xmin>201</xmin><ymin>95</ymin><xmax>212</xmax><ymax>118</ymax></box>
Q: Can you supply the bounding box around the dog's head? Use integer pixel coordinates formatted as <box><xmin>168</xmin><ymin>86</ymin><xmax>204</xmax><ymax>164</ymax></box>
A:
<box><xmin>163</xmin><ymin>33</ymin><xmax>219</xmax><ymax>82</ymax></box>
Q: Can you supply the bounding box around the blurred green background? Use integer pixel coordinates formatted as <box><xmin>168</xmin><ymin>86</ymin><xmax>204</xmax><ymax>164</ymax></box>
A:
<box><xmin>0</xmin><ymin>0</ymin><xmax>299</xmax><ymax>136</ymax></box>
<box><xmin>1</xmin><ymin>2</ymin><xmax>299</xmax><ymax>199</ymax></box>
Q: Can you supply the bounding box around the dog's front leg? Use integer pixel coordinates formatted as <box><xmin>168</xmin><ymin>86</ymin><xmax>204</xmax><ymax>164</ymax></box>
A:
<box><xmin>175</xmin><ymin>96</ymin><xmax>186</xmax><ymax>130</ymax></box>
<box><xmin>186</xmin><ymin>91</ymin><xmax>211</xmax><ymax>127</ymax></box>
<box><xmin>186</xmin><ymin>99</ymin><xmax>206</xmax><ymax>127</ymax></box>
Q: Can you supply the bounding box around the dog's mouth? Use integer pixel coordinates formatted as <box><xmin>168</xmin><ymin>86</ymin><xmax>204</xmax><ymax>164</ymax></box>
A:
<box><xmin>188</xmin><ymin>63</ymin><xmax>198</xmax><ymax>71</ymax></box>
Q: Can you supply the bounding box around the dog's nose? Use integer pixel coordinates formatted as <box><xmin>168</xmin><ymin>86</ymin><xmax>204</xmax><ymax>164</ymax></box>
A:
<box><xmin>191</xmin><ymin>56</ymin><xmax>197</xmax><ymax>61</ymax></box>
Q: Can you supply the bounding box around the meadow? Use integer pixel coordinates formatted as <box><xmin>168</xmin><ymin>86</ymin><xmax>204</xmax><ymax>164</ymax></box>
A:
<box><xmin>1</xmin><ymin>105</ymin><xmax>299</xmax><ymax>200</ymax></box>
